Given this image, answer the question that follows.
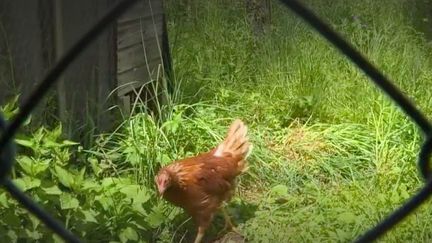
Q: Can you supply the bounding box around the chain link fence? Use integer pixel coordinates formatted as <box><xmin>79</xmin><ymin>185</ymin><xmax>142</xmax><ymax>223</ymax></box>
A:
<box><xmin>0</xmin><ymin>0</ymin><xmax>430</xmax><ymax>242</ymax></box>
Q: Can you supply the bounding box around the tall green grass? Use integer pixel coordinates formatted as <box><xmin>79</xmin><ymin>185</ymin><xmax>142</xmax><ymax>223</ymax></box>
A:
<box><xmin>90</xmin><ymin>0</ymin><xmax>432</xmax><ymax>240</ymax></box>
<box><xmin>159</xmin><ymin>0</ymin><xmax>432</xmax><ymax>241</ymax></box>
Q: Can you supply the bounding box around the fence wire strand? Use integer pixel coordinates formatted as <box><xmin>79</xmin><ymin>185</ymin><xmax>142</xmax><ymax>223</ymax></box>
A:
<box><xmin>0</xmin><ymin>0</ymin><xmax>431</xmax><ymax>242</ymax></box>
<box><xmin>0</xmin><ymin>0</ymin><xmax>138</xmax><ymax>241</ymax></box>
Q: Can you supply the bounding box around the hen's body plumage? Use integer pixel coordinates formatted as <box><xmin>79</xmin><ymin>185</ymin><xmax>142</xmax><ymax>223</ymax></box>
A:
<box><xmin>155</xmin><ymin>119</ymin><xmax>251</xmax><ymax>243</ymax></box>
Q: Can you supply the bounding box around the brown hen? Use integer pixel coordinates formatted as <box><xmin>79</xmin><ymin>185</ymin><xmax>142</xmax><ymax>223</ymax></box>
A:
<box><xmin>155</xmin><ymin>119</ymin><xmax>252</xmax><ymax>243</ymax></box>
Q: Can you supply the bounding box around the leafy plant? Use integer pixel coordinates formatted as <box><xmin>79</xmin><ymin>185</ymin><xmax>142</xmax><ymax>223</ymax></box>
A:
<box><xmin>0</xmin><ymin>123</ymin><xmax>179</xmax><ymax>242</ymax></box>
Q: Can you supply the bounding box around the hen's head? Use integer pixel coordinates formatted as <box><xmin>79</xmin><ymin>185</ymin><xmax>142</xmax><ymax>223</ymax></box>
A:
<box><xmin>155</xmin><ymin>169</ymin><xmax>172</xmax><ymax>196</ymax></box>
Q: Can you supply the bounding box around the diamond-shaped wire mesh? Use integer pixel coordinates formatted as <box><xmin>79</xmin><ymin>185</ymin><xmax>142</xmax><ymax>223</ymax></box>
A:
<box><xmin>0</xmin><ymin>0</ymin><xmax>429</xmax><ymax>242</ymax></box>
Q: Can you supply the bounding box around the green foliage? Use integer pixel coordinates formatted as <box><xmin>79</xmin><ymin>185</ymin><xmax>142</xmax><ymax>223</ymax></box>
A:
<box><xmin>0</xmin><ymin>102</ymin><xmax>234</xmax><ymax>242</ymax></box>
<box><xmin>0</xmin><ymin>123</ymin><xmax>181</xmax><ymax>242</ymax></box>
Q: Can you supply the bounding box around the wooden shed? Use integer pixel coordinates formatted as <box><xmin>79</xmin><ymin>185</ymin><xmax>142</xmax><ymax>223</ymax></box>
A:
<box><xmin>117</xmin><ymin>0</ymin><xmax>172</xmax><ymax>113</ymax></box>
<box><xmin>0</xmin><ymin>0</ymin><xmax>172</xmax><ymax>143</ymax></box>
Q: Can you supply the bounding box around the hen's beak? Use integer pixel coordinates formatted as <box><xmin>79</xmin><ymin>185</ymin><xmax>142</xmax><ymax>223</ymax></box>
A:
<box><xmin>158</xmin><ymin>186</ymin><xmax>166</xmax><ymax>197</ymax></box>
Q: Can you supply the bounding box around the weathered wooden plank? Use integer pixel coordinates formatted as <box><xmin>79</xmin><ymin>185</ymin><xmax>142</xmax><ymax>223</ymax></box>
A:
<box><xmin>58</xmin><ymin>0</ymin><xmax>117</xmax><ymax>141</ymax></box>
<box><xmin>118</xmin><ymin>0</ymin><xmax>163</xmax><ymax>23</ymax></box>
<box><xmin>117</xmin><ymin>19</ymin><xmax>164</xmax><ymax>49</ymax></box>
<box><xmin>0</xmin><ymin>0</ymin><xmax>170</xmax><ymax>140</ymax></box>
<box><xmin>117</xmin><ymin>3</ymin><xmax>163</xmax><ymax>82</ymax></box>
<box><xmin>117</xmin><ymin>57</ymin><xmax>162</xmax><ymax>96</ymax></box>
<box><xmin>0</xmin><ymin>0</ymin><xmax>52</xmax><ymax>123</ymax></box>
<box><xmin>116</xmin><ymin>0</ymin><xmax>169</xmax><ymax>116</ymax></box>
<box><xmin>117</xmin><ymin>41</ymin><xmax>162</xmax><ymax>74</ymax></box>
<box><xmin>118</xmin><ymin>55</ymin><xmax>162</xmax><ymax>76</ymax></box>
<box><xmin>118</xmin><ymin>15</ymin><xmax>163</xmax><ymax>31</ymax></box>
<box><xmin>117</xmin><ymin>27</ymin><xmax>164</xmax><ymax>52</ymax></box>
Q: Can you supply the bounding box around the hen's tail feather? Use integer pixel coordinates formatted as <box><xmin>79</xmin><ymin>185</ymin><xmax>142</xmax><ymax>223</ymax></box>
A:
<box><xmin>214</xmin><ymin>119</ymin><xmax>252</xmax><ymax>162</ymax></box>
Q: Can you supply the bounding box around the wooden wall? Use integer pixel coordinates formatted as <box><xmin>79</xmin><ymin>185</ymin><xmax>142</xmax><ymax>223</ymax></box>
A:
<box><xmin>55</xmin><ymin>0</ymin><xmax>117</xmax><ymax>140</ymax></box>
<box><xmin>0</xmin><ymin>0</ymin><xmax>171</xmax><ymax>144</ymax></box>
<box><xmin>117</xmin><ymin>0</ymin><xmax>170</xmax><ymax>115</ymax></box>
<box><xmin>0</xmin><ymin>0</ymin><xmax>54</xmax><ymax>122</ymax></box>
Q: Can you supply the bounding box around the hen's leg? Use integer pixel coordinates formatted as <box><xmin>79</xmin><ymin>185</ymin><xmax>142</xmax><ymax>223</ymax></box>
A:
<box><xmin>193</xmin><ymin>213</ymin><xmax>213</xmax><ymax>243</ymax></box>
<box><xmin>193</xmin><ymin>226</ymin><xmax>206</xmax><ymax>243</ymax></box>
<box><xmin>221</xmin><ymin>207</ymin><xmax>241</xmax><ymax>234</ymax></box>
<box><xmin>221</xmin><ymin>207</ymin><xmax>235</xmax><ymax>230</ymax></box>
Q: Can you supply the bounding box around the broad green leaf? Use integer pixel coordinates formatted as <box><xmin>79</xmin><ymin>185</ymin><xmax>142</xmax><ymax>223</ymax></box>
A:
<box><xmin>0</xmin><ymin>192</ymin><xmax>9</xmax><ymax>208</ymax></box>
<box><xmin>120</xmin><ymin>185</ymin><xmax>141</xmax><ymax>199</ymax></box>
<box><xmin>23</xmin><ymin>115</ymin><xmax>32</xmax><ymax>126</ymax></box>
<box><xmin>128</xmin><ymin>153</ymin><xmax>141</xmax><ymax>165</ymax></box>
<box><xmin>34</xmin><ymin>159</ymin><xmax>50</xmax><ymax>175</ymax></box>
<box><xmin>82</xmin><ymin>209</ymin><xmax>98</xmax><ymax>223</ymax></box>
<box><xmin>131</xmin><ymin>188</ymin><xmax>150</xmax><ymax>214</ymax></box>
<box><xmin>95</xmin><ymin>195</ymin><xmax>114</xmax><ymax>211</ymax></box>
<box><xmin>60</xmin><ymin>193</ymin><xmax>79</xmax><ymax>210</ymax></box>
<box><xmin>13</xmin><ymin>177</ymin><xmax>41</xmax><ymax>191</ymax></box>
<box><xmin>147</xmin><ymin>208</ymin><xmax>165</xmax><ymax>228</ymax></box>
<box><xmin>45</xmin><ymin>140</ymin><xmax>62</xmax><ymax>148</ymax></box>
<box><xmin>43</xmin><ymin>185</ymin><xmax>62</xmax><ymax>195</ymax></box>
<box><xmin>62</xmin><ymin>140</ymin><xmax>79</xmax><ymax>146</ymax></box>
<box><xmin>7</xmin><ymin>230</ymin><xmax>17</xmax><ymax>242</ymax></box>
<box><xmin>4</xmin><ymin>211</ymin><xmax>21</xmax><ymax>228</ymax></box>
<box><xmin>15</xmin><ymin>138</ymin><xmax>33</xmax><ymax>148</ymax></box>
<box><xmin>25</xmin><ymin>229</ymin><xmax>42</xmax><ymax>240</ymax></box>
<box><xmin>162</xmin><ymin>118</ymin><xmax>181</xmax><ymax>134</ymax></box>
<box><xmin>50</xmin><ymin>125</ymin><xmax>62</xmax><ymax>140</ymax></box>
<box><xmin>119</xmin><ymin>227</ymin><xmax>139</xmax><ymax>243</ymax></box>
<box><xmin>54</xmin><ymin>165</ymin><xmax>75</xmax><ymax>189</ymax></box>
<box><xmin>134</xmin><ymin>188</ymin><xmax>150</xmax><ymax>204</ymax></box>
<box><xmin>82</xmin><ymin>180</ymin><xmax>100</xmax><ymax>192</ymax></box>
<box><xmin>101</xmin><ymin>177</ymin><xmax>117</xmax><ymax>188</ymax></box>
<box><xmin>132</xmin><ymin>202</ymin><xmax>146</xmax><ymax>215</ymax></box>
<box><xmin>17</xmin><ymin>156</ymin><xmax>33</xmax><ymax>175</ymax></box>
<box><xmin>89</xmin><ymin>158</ymin><xmax>102</xmax><ymax>175</ymax></box>
<box><xmin>167</xmin><ymin>207</ymin><xmax>182</xmax><ymax>221</ymax></box>
<box><xmin>17</xmin><ymin>156</ymin><xmax>50</xmax><ymax>176</ymax></box>
<box><xmin>29</xmin><ymin>214</ymin><xmax>40</xmax><ymax>230</ymax></box>
<box><xmin>78</xmin><ymin>167</ymin><xmax>86</xmax><ymax>181</ymax></box>
<box><xmin>158</xmin><ymin>153</ymin><xmax>171</xmax><ymax>165</ymax></box>
<box><xmin>52</xmin><ymin>234</ymin><xmax>63</xmax><ymax>243</ymax></box>
<box><xmin>107</xmin><ymin>152</ymin><xmax>122</xmax><ymax>161</ymax></box>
